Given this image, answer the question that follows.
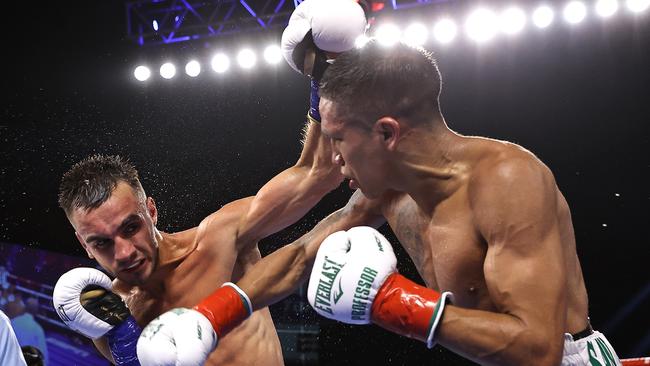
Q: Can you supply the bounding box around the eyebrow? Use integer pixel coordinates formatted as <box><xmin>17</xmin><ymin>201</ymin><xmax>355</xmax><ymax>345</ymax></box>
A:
<box><xmin>85</xmin><ymin>214</ymin><xmax>141</xmax><ymax>243</ymax></box>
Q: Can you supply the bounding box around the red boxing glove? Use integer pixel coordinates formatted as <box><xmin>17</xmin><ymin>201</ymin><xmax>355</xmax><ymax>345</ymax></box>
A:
<box><xmin>193</xmin><ymin>282</ymin><xmax>253</xmax><ymax>338</ymax></box>
<box><xmin>371</xmin><ymin>273</ymin><xmax>454</xmax><ymax>348</ymax></box>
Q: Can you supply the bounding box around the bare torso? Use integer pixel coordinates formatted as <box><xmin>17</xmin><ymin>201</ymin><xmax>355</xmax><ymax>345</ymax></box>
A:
<box><xmin>380</xmin><ymin>137</ymin><xmax>589</xmax><ymax>334</ymax></box>
<box><xmin>115</xmin><ymin>223</ymin><xmax>284</xmax><ymax>366</ymax></box>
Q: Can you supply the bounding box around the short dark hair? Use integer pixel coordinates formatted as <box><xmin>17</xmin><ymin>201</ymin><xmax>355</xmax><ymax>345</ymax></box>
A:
<box><xmin>319</xmin><ymin>41</ymin><xmax>442</xmax><ymax>127</ymax></box>
<box><xmin>58</xmin><ymin>154</ymin><xmax>143</xmax><ymax>216</ymax></box>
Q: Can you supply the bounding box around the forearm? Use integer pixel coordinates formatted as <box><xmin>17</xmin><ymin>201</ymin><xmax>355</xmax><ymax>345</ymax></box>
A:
<box><xmin>237</xmin><ymin>121</ymin><xmax>342</xmax><ymax>243</ymax></box>
<box><xmin>437</xmin><ymin>306</ymin><xmax>563</xmax><ymax>366</ymax></box>
<box><xmin>238</xmin><ymin>209</ymin><xmax>348</xmax><ymax>311</ymax></box>
<box><xmin>237</xmin><ymin>242</ymin><xmax>310</xmax><ymax>311</ymax></box>
<box><xmin>240</xmin><ymin>191</ymin><xmax>385</xmax><ymax>309</ymax></box>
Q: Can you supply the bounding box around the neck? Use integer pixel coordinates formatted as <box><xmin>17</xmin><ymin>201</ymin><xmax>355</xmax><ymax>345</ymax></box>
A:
<box><xmin>388</xmin><ymin>118</ymin><xmax>467</xmax><ymax>211</ymax></box>
<box><xmin>139</xmin><ymin>230</ymin><xmax>173</xmax><ymax>294</ymax></box>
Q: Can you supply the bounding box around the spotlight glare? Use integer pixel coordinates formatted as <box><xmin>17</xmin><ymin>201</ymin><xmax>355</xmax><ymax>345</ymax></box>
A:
<box><xmin>564</xmin><ymin>1</ymin><xmax>587</xmax><ymax>24</ymax></box>
<box><xmin>500</xmin><ymin>7</ymin><xmax>526</xmax><ymax>34</ymax></box>
<box><xmin>532</xmin><ymin>6</ymin><xmax>555</xmax><ymax>28</ymax></box>
<box><xmin>152</xmin><ymin>20</ymin><xmax>159</xmax><ymax>31</ymax></box>
<box><xmin>355</xmin><ymin>34</ymin><xmax>371</xmax><ymax>48</ymax></box>
<box><xmin>433</xmin><ymin>19</ymin><xmax>457</xmax><ymax>44</ymax></box>
<box><xmin>160</xmin><ymin>62</ymin><xmax>176</xmax><ymax>79</ymax></box>
<box><xmin>237</xmin><ymin>49</ymin><xmax>257</xmax><ymax>69</ymax></box>
<box><xmin>596</xmin><ymin>0</ymin><xmax>619</xmax><ymax>17</ymax></box>
<box><xmin>263</xmin><ymin>45</ymin><xmax>283</xmax><ymax>64</ymax></box>
<box><xmin>403</xmin><ymin>23</ymin><xmax>428</xmax><ymax>46</ymax></box>
<box><xmin>626</xmin><ymin>0</ymin><xmax>650</xmax><ymax>12</ymax></box>
<box><xmin>134</xmin><ymin>66</ymin><xmax>151</xmax><ymax>81</ymax></box>
<box><xmin>375</xmin><ymin>24</ymin><xmax>402</xmax><ymax>46</ymax></box>
<box><xmin>185</xmin><ymin>60</ymin><xmax>201</xmax><ymax>77</ymax></box>
<box><xmin>211</xmin><ymin>53</ymin><xmax>230</xmax><ymax>73</ymax></box>
<box><xmin>465</xmin><ymin>8</ymin><xmax>498</xmax><ymax>42</ymax></box>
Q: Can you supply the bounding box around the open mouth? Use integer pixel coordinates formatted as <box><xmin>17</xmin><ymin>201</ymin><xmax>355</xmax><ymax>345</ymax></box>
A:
<box><xmin>122</xmin><ymin>259</ymin><xmax>145</xmax><ymax>273</ymax></box>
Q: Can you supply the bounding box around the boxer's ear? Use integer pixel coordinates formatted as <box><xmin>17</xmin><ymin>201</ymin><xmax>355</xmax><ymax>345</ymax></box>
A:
<box><xmin>75</xmin><ymin>232</ymin><xmax>94</xmax><ymax>259</ymax></box>
<box><xmin>146</xmin><ymin>197</ymin><xmax>158</xmax><ymax>226</ymax></box>
<box><xmin>375</xmin><ymin>117</ymin><xmax>400</xmax><ymax>151</ymax></box>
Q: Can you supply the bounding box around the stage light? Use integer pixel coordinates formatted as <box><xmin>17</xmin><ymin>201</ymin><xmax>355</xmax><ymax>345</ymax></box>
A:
<box><xmin>160</xmin><ymin>62</ymin><xmax>176</xmax><ymax>79</ymax></box>
<box><xmin>466</xmin><ymin>8</ymin><xmax>498</xmax><ymax>42</ymax></box>
<box><xmin>533</xmin><ymin>6</ymin><xmax>555</xmax><ymax>28</ymax></box>
<box><xmin>134</xmin><ymin>66</ymin><xmax>151</xmax><ymax>81</ymax></box>
<box><xmin>185</xmin><ymin>60</ymin><xmax>201</xmax><ymax>77</ymax></box>
<box><xmin>152</xmin><ymin>20</ymin><xmax>159</xmax><ymax>31</ymax></box>
<box><xmin>500</xmin><ymin>7</ymin><xmax>526</xmax><ymax>34</ymax></box>
<box><xmin>626</xmin><ymin>0</ymin><xmax>650</xmax><ymax>12</ymax></box>
<box><xmin>375</xmin><ymin>24</ymin><xmax>402</xmax><ymax>46</ymax></box>
<box><xmin>237</xmin><ymin>49</ymin><xmax>257</xmax><ymax>69</ymax></box>
<box><xmin>355</xmin><ymin>34</ymin><xmax>371</xmax><ymax>48</ymax></box>
<box><xmin>403</xmin><ymin>23</ymin><xmax>428</xmax><ymax>46</ymax></box>
<box><xmin>564</xmin><ymin>1</ymin><xmax>587</xmax><ymax>24</ymax></box>
<box><xmin>263</xmin><ymin>45</ymin><xmax>282</xmax><ymax>64</ymax></box>
<box><xmin>211</xmin><ymin>53</ymin><xmax>230</xmax><ymax>73</ymax></box>
<box><xmin>433</xmin><ymin>19</ymin><xmax>457</xmax><ymax>44</ymax></box>
<box><xmin>596</xmin><ymin>0</ymin><xmax>619</xmax><ymax>16</ymax></box>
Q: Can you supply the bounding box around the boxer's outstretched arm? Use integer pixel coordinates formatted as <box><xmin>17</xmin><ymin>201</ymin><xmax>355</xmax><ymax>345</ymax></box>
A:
<box><xmin>235</xmin><ymin>121</ymin><xmax>343</xmax><ymax>247</ymax></box>
<box><xmin>437</xmin><ymin>157</ymin><xmax>567</xmax><ymax>366</ymax></box>
<box><xmin>238</xmin><ymin>189</ymin><xmax>385</xmax><ymax>310</ymax></box>
<box><xmin>137</xmin><ymin>191</ymin><xmax>384</xmax><ymax>365</ymax></box>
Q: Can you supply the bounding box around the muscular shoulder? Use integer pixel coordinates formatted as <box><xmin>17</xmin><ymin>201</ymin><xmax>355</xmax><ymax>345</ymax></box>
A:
<box><xmin>467</xmin><ymin>141</ymin><xmax>559</xmax><ymax>240</ymax></box>
<box><xmin>195</xmin><ymin>197</ymin><xmax>255</xmax><ymax>250</ymax></box>
<box><xmin>469</xmin><ymin>141</ymin><xmax>555</xmax><ymax>200</ymax></box>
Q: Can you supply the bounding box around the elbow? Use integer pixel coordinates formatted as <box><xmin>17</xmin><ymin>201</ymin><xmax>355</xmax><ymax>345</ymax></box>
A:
<box><xmin>484</xmin><ymin>325</ymin><xmax>562</xmax><ymax>366</ymax></box>
<box><xmin>512</xmin><ymin>331</ymin><xmax>563</xmax><ymax>366</ymax></box>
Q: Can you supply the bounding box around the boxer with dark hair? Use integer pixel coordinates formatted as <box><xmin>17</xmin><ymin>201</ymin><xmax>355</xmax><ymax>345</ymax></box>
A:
<box><xmin>145</xmin><ymin>41</ymin><xmax>622</xmax><ymax>366</ymax></box>
<box><xmin>52</xmin><ymin>3</ymin><xmax>369</xmax><ymax>364</ymax></box>
<box><xmin>53</xmin><ymin>118</ymin><xmax>343</xmax><ymax>365</ymax></box>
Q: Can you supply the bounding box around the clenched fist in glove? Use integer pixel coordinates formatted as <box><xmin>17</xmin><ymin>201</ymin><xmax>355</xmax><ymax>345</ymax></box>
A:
<box><xmin>308</xmin><ymin>226</ymin><xmax>454</xmax><ymax>348</ymax></box>
<box><xmin>53</xmin><ymin>267</ymin><xmax>141</xmax><ymax>365</ymax></box>
<box><xmin>281</xmin><ymin>0</ymin><xmax>367</xmax><ymax>123</ymax></box>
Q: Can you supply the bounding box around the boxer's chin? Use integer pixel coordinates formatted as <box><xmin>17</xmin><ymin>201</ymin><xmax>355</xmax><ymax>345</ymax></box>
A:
<box><xmin>348</xmin><ymin>178</ymin><xmax>359</xmax><ymax>190</ymax></box>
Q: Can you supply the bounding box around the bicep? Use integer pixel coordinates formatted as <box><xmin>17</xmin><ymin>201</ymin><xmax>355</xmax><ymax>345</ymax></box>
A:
<box><xmin>474</xmin><ymin>158</ymin><xmax>567</xmax><ymax>334</ymax></box>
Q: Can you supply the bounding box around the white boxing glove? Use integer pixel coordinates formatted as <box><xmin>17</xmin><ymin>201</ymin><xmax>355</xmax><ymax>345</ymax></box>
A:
<box><xmin>137</xmin><ymin>308</ymin><xmax>217</xmax><ymax>366</ymax></box>
<box><xmin>281</xmin><ymin>0</ymin><xmax>367</xmax><ymax>75</ymax></box>
<box><xmin>307</xmin><ymin>226</ymin><xmax>396</xmax><ymax>324</ymax></box>
<box><xmin>53</xmin><ymin>267</ymin><xmax>115</xmax><ymax>339</ymax></box>
<box><xmin>308</xmin><ymin>226</ymin><xmax>454</xmax><ymax>348</ymax></box>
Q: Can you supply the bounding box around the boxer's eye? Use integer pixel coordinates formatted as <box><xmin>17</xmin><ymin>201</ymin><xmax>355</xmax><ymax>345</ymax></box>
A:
<box><xmin>122</xmin><ymin>223</ymin><xmax>140</xmax><ymax>237</ymax></box>
<box><xmin>92</xmin><ymin>239</ymin><xmax>111</xmax><ymax>249</ymax></box>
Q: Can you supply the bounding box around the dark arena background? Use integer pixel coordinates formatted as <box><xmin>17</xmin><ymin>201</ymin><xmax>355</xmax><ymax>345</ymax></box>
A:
<box><xmin>1</xmin><ymin>0</ymin><xmax>649</xmax><ymax>365</ymax></box>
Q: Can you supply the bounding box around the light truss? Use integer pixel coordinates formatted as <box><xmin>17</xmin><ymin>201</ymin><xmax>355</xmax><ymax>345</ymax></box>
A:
<box><xmin>126</xmin><ymin>0</ymin><xmax>298</xmax><ymax>46</ymax></box>
<box><xmin>125</xmin><ymin>0</ymin><xmax>453</xmax><ymax>46</ymax></box>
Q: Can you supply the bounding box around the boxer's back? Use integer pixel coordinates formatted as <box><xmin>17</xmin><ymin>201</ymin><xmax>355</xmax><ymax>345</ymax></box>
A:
<box><xmin>379</xmin><ymin>136</ymin><xmax>589</xmax><ymax>335</ymax></box>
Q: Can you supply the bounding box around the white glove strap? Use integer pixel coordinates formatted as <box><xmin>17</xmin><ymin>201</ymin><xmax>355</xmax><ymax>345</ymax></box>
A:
<box><xmin>221</xmin><ymin>282</ymin><xmax>253</xmax><ymax>316</ymax></box>
<box><xmin>426</xmin><ymin>291</ymin><xmax>454</xmax><ymax>349</ymax></box>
